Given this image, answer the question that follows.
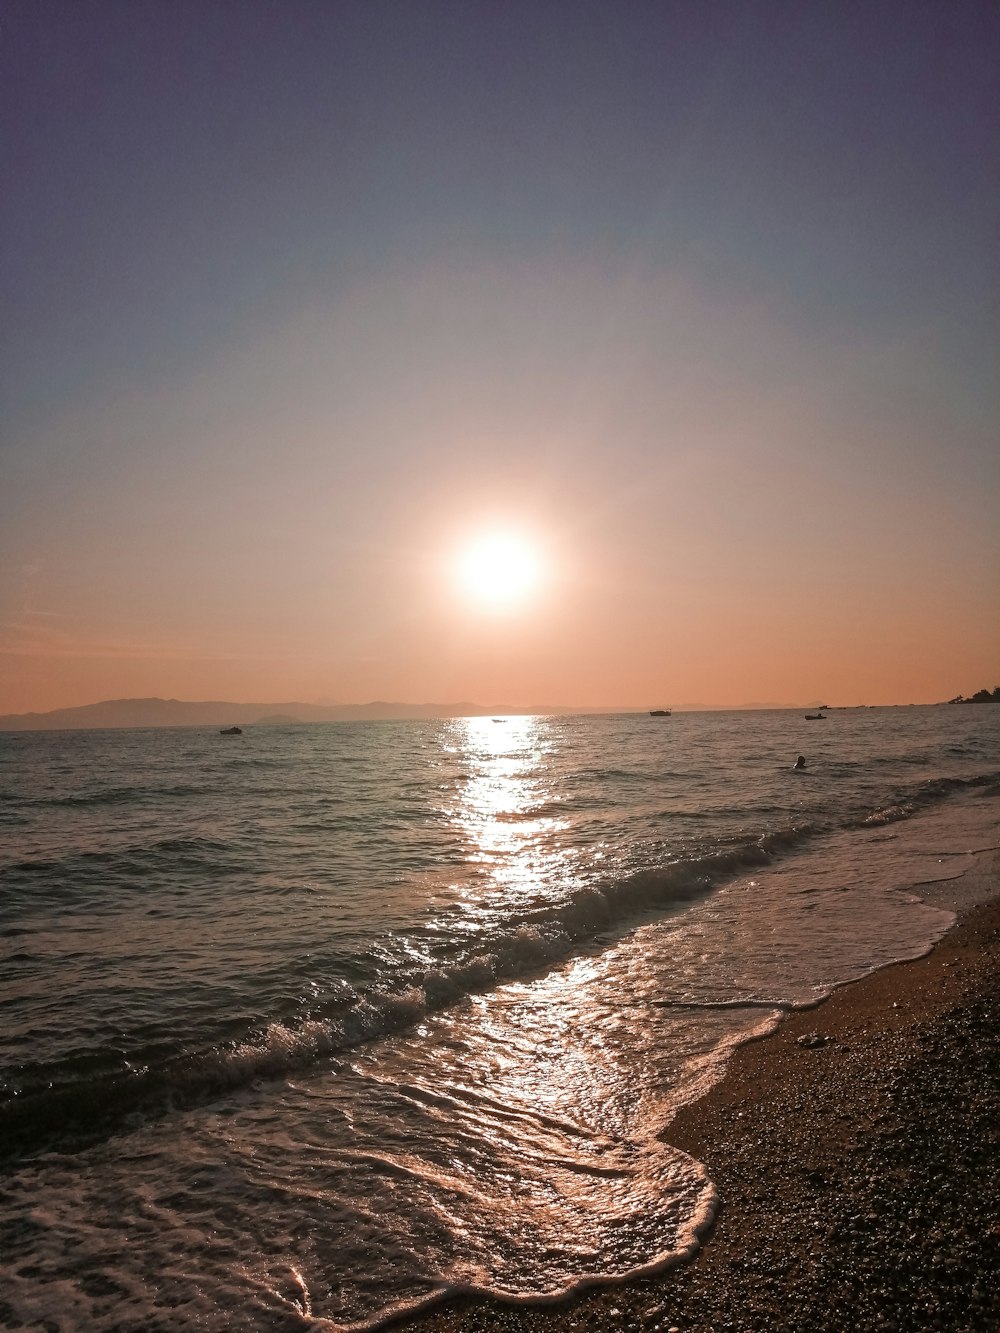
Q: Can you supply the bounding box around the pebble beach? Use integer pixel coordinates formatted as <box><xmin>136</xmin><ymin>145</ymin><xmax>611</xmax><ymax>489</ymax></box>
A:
<box><xmin>403</xmin><ymin>849</ymin><xmax>1000</xmax><ymax>1333</ymax></box>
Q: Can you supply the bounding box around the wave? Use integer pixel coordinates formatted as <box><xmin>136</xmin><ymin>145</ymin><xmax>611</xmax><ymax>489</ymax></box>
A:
<box><xmin>0</xmin><ymin>829</ymin><xmax>811</xmax><ymax>1163</ymax></box>
<box><xmin>35</xmin><ymin>783</ymin><xmax>212</xmax><ymax>807</ymax></box>
<box><xmin>43</xmin><ymin>786</ymin><xmax>144</xmax><ymax>807</ymax></box>
<box><xmin>2</xmin><ymin>767</ymin><xmax>995</xmax><ymax>1163</ymax></box>
<box><xmin>858</xmin><ymin>771</ymin><xmax>999</xmax><ymax>827</ymax></box>
<box><xmin>0</xmin><ymin>835</ymin><xmax>248</xmax><ymax>902</ymax></box>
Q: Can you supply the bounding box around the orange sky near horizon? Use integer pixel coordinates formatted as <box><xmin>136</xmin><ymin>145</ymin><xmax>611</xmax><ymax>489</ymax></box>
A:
<box><xmin>2</xmin><ymin>5</ymin><xmax>998</xmax><ymax>717</ymax></box>
<box><xmin>5</xmin><ymin>402</ymin><xmax>997</xmax><ymax>715</ymax></box>
<box><xmin>4</xmin><ymin>264</ymin><xmax>999</xmax><ymax>714</ymax></box>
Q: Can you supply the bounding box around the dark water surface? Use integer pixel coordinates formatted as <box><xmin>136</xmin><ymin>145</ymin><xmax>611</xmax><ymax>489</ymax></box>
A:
<box><xmin>1</xmin><ymin>708</ymin><xmax>997</xmax><ymax>1328</ymax></box>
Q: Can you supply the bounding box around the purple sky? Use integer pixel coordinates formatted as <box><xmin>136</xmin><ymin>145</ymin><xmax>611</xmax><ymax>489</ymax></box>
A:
<box><xmin>2</xmin><ymin>1</ymin><xmax>998</xmax><ymax>710</ymax></box>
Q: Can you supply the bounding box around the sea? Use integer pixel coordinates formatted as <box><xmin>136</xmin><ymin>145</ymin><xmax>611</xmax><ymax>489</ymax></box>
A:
<box><xmin>1</xmin><ymin>706</ymin><xmax>998</xmax><ymax>1330</ymax></box>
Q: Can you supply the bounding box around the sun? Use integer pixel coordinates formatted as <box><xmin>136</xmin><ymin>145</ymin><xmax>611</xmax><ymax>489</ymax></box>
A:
<box><xmin>454</xmin><ymin>532</ymin><xmax>543</xmax><ymax>612</ymax></box>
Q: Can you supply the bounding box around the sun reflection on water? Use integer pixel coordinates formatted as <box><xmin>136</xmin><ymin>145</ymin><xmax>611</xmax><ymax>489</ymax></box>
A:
<box><xmin>445</xmin><ymin>716</ymin><xmax>576</xmax><ymax>908</ymax></box>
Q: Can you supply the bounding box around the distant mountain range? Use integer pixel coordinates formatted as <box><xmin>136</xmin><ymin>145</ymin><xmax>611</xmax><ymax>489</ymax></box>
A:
<box><xmin>0</xmin><ymin>697</ymin><xmax>583</xmax><ymax>731</ymax></box>
<box><xmin>0</xmin><ymin>696</ymin><xmax>853</xmax><ymax>731</ymax></box>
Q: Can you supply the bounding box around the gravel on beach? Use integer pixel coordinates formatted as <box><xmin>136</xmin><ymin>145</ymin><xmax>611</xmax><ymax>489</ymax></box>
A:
<box><xmin>401</xmin><ymin>858</ymin><xmax>1000</xmax><ymax>1333</ymax></box>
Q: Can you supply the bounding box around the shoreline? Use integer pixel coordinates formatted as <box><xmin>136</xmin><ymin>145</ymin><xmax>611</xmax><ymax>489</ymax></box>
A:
<box><xmin>401</xmin><ymin>846</ymin><xmax>1000</xmax><ymax>1332</ymax></box>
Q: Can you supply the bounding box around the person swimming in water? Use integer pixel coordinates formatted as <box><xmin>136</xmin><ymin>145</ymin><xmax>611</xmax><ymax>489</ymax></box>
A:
<box><xmin>793</xmin><ymin>755</ymin><xmax>806</xmax><ymax>770</ymax></box>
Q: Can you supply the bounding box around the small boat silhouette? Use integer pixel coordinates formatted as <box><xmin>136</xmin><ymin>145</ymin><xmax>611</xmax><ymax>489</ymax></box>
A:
<box><xmin>219</xmin><ymin>726</ymin><xmax>243</xmax><ymax>735</ymax></box>
<box><xmin>649</xmin><ymin>709</ymin><xmax>672</xmax><ymax>716</ymax></box>
<box><xmin>804</xmin><ymin>714</ymin><xmax>826</xmax><ymax>721</ymax></box>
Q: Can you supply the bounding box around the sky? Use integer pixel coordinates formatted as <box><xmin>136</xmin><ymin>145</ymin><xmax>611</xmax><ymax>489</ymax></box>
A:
<box><xmin>2</xmin><ymin>0</ymin><xmax>998</xmax><ymax>713</ymax></box>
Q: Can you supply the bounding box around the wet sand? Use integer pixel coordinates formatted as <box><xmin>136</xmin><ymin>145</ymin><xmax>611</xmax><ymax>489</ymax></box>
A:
<box><xmin>400</xmin><ymin>848</ymin><xmax>1000</xmax><ymax>1332</ymax></box>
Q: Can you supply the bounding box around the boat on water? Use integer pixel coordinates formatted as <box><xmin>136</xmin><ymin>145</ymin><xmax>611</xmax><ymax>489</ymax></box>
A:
<box><xmin>219</xmin><ymin>726</ymin><xmax>243</xmax><ymax>735</ymax></box>
<box><xmin>649</xmin><ymin>709</ymin><xmax>672</xmax><ymax>716</ymax></box>
<box><xmin>804</xmin><ymin>713</ymin><xmax>826</xmax><ymax>721</ymax></box>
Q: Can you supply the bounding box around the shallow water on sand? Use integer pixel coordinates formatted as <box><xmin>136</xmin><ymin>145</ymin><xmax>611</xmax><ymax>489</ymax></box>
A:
<box><xmin>1</xmin><ymin>707</ymin><xmax>998</xmax><ymax>1327</ymax></box>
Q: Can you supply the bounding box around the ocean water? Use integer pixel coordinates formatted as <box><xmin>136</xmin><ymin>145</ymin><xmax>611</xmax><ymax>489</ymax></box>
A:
<box><xmin>1</xmin><ymin>706</ymin><xmax>998</xmax><ymax>1329</ymax></box>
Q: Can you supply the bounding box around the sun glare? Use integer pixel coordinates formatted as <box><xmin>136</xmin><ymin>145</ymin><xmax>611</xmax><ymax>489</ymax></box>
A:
<box><xmin>455</xmin><ymin>532</ymin><xmax>543</xmax><ymax>612</ymax></box>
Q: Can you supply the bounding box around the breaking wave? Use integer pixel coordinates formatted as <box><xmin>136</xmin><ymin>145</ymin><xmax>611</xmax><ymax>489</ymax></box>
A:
<box><xmin>2</xmin><ymin>742</ymin><xmax>996</xmax><ymax>1164</ymax></box>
